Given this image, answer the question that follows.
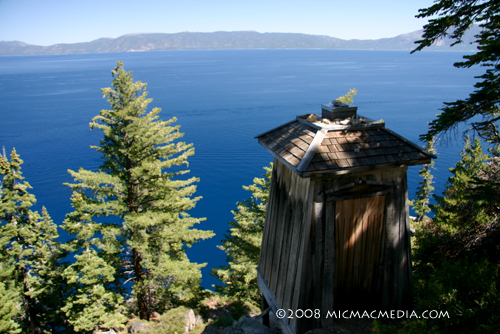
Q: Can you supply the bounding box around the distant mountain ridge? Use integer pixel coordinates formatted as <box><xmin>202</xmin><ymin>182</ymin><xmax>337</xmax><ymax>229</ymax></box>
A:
<box><xmin>0</xmin><ymin>28</ymin><xmax>480</xmax><ymax>56</ymax></box>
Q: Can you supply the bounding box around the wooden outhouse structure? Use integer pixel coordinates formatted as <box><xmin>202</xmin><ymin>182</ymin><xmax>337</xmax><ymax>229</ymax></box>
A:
<box><xmin>255</xmin><ymin>104</ymin><xmax>436</xmax><ymax>334</ymax></box>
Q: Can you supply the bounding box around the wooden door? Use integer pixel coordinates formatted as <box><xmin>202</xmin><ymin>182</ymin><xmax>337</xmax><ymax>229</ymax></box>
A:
<box><xmin>333</xmin><ymin>195</ymin><xmax>385</xmax><ymax>308</ymax></box>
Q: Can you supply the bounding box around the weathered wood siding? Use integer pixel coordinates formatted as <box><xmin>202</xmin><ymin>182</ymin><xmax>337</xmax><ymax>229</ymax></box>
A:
<box><xmin>378</xmin><ymin>167</ymin><xmax>413</xmax><ymax>310</ymax></box>
<box><xmin>259</xmin><ymin>165</ymin><xmax>413</xmax><ymax>334</ymax></box>
<box><xmin>334</xmin><ymin>196</ymin><xmax>385</xmax><ymax>308</ymax></box>
<box><xmin>297</xmin><ymin>167</ymin><xmax>413</xmax><ymax>332</ymax></box>
<box><xmin>321</xmin><ymin>167</ymin><xmax>413</xmax><ymax>310</ymax></box>
<box><xmin>258</xmin><ymin>158</ymin><xmax>312</xmax><ymax>332</ymax></box>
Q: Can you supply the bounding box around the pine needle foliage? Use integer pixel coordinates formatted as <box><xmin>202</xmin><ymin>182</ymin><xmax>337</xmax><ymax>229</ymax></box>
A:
<box><xmin>61</xmin><ymin>247</ymin><xmax>127</xmax><ymax>332</ymax></box>
<box><xmin>432</xmin><ymin>136</ymin><xmax>491</xmax><ymax>231</ymax></box>
<box><xmin>212</xmin><ymin>163</ymin><xmax>272</xmax><ymax>307</ymax></box>
<box><xmin>0</xmin><ymin>282</ymin><xmax>21</xmax><ymax>334</ymax></box>
<box><xmin>62</xmin><ymin>61</ymin><xmax>213</xmax><ymax>325</ymax></box>
<box><xmin>336</xmin><ymin>88</ymin><xmax>357</xmax><ymax>104</ymax></box>
<box><xmin>398</xmin><ymin>138</ymin><xmax>500</xmax><ymax>333</ymax></box>
<box><xmin>411</xmin><ymin>137</ymin><xmax>435</xmax><ymax>222</ymax></box>
<box><xmin>0</xmin><ymin>149</ymin><xmax>64</xmax><ymax>333</ymax></box>
<box><xmin>413</xmin><ymin>0</ymin><xmax>500</xmax><ymax>145</ymax></box>
<box><xmin>410</xmin><ymin>139</ymin><xmax>500</xmax><ymax>333</ymax></box>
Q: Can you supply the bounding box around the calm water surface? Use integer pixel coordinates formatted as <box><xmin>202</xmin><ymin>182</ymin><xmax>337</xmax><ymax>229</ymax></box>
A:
<box><xmin>0</xmin><ymin>49</ymin><xmax>482</xmax><ymax>288</ymax></box>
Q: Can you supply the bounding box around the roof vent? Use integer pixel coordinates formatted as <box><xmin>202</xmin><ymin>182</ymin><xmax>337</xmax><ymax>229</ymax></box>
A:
<box><xmin>321</xmin><ymin>103</ymin><xmax>357</xmax><ymax>121</ymax></box>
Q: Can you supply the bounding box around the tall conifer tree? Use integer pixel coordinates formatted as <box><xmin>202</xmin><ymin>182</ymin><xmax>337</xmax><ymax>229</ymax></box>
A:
<box><xmin>0</xmin><ymin>149</ymin><xmax>63</xmax><ymax>334</ymax></box>
<box><xmin>212</xmin><ymin>164</ymin><xmax>271</xmax><ymax>307</ymax></box>
<box><xmin>63</xmin><ymin>62</ymin><xmax>213</xmax><ymax>323</ymax></box>
<box><xmin>411</xmin><ymin>138</ymin><xmax>435</xmax><ymax>222</ymax></box>
<box><xmin>432</xmin><ymin>136</ymin><xmax>491</xmax><ymax>230</ymax></box>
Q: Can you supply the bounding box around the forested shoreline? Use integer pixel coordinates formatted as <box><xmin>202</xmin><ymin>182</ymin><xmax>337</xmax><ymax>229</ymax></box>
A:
<box><xmin>2</xmin><ymin>1</ymin><xmax>500</xmax><ymax>333</ymax></box>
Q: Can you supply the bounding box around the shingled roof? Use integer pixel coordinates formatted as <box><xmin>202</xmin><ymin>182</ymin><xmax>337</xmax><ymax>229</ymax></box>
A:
<box><xmin>256</xmin><ymin>113</ymin><xmax>436</xmax><ymax>178</ymax></box>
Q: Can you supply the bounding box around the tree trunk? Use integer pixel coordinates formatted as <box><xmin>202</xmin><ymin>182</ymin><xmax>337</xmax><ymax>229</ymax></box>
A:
<box><xmin>133</xmin><ymin>248</ymin><xmax>149</xmax><ymax>320</ymax></box>
<box><xmin>127</xmin><ymin>154</ymin><xmax>149</xmax><ymax>320</ymax></box>
<box><xmin>23</xmin><ymin>270</ymin><xmax>41</xmax><ymax>334</ymax></box>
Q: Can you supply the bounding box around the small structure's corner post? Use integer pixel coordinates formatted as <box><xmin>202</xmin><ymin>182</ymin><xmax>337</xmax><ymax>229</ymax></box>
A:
<box><xmin>382</xmin><ymin>188</ymin><xmax>396</xmax><ymax>309</ymax></box>
<box><xmin>402</xmin><ymin>171</ymin><xmax>414</xmax><ymax>311</ymax></box>
<box><xmin>322</xmin><ymin>190</ymin><xmax>335</xmax><ymax>328</ymax></box>
<box><xmin>312</xmin><ymin>179</ymin><xmax>326</xmax><ymax>329</ymax></box>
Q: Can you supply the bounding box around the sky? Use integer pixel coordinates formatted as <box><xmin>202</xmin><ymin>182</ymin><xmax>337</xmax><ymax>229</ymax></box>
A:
<box><xmin>0</xmin><ymin>0</ymin><xmax>435</xmax><ymax>46</ymax></box>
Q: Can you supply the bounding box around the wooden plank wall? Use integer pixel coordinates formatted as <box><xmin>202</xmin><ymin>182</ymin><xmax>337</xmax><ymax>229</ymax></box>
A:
<box><xmin>317</xmin><ymin>167</ymin><xmax>413</xmax><ymax>311</ymax></box>
<box><xmin>258</xmin><ymin>158</ymin><xmax>312</xmax><ymax>333</ymax></box>
<box><xmin>333</xmin><ymin>196</ymin><xmax>385</xmax><ymax>308</ymax></box>
<box><xmin>378</xmin><ymin>167</ymin><xmax>413</xmax><ymax>310</ymax></box>
<box><xmin>258</xmin><ymin>164</ymin><xmax>413</xmax><ymax>333</ymax></box>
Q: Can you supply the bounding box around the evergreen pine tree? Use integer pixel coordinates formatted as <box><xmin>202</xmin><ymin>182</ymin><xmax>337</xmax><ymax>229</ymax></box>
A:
<box><xmin>413</xmin><ymin>0</ymin><xmax>500</xmax><ymax>145</ymax></box>
<box><xmin>212</xmin><ymin>164</ymin><xmax>272</xmax><ymax>307</ymax></box>
<box><xmin>411</xmin><ymin>138</ymin><xmax>435</xmax><ymax>222</ymax></box>
<box><xmin>0</xmin><ymin>149</ymin><xmax>63</xmax><ymax>334</ymax></box>
<box><xmin>432</xmin><ymin>136</ymin><xmax>491</xmax><ymax>231</ymax></box>
<box><xmin>0</xmin><ymin>282</ymin><xmax>21</xmax><ymax>334</ymax></box>
<box><xmin>63</xmin><ymin>62</ymin><xmax>213</xmax><ymax>322</ymax></box>
<box><xmin>61</xmin><ymin>247</ymin><xmax>127</xmax><ymax>332</ymax></box>
<box><xmin>473</xmin><ymin>154</ymin><xmax>500</xmax><ymax>217</ymax></box>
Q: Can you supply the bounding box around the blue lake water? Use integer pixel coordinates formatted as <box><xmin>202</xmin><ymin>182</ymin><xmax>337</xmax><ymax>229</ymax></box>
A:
<box><xmin>0</xmin><ymin>49</ymin><xmax>483</xmax><ymax>289</ymax></box>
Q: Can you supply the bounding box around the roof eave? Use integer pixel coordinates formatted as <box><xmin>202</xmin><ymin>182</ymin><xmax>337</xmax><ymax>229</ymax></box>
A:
<box><xmin>258</xmin><ymin>138</ymin><xmax>304</xmax><ymax>177</ymax></box>
<box><xmin>302</xmin><ymin>159</ymin><xmax>432</xmax><ymax>178</ymax></box>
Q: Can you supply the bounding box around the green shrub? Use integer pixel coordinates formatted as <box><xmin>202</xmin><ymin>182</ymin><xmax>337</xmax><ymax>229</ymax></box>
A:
<box><xmin>413</xmin><ymin>256</ymin><xmax>500</xmax><ymax>333</ymax></box>
<box><xmin>144</xmin><ymin>306</ymin><xmax>204</xmax><ymax>334</ymax></box>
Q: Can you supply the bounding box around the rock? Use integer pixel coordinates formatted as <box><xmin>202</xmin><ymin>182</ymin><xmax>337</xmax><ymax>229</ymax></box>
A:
<box><xmin>196</xmin><ymin>315</ymin><xmax>205</xmax><ymax>325</ymax></box>
<box><xmin>101</xmin><ymin>329</ymin><xmax>116</xmax><ymax>334</ymax></box>
<box><xmin>185</xmin><ymin>309</ymin><xmax>197</xmax><ymax>332</ymax></box>
<box><xmin>202</xmin><ymin>308</ymin><xmax>276</xmax><ymax>334</ymax></box>
<box><xmin>128</xmin><ymin>321</ymin><xmax>147</xmax><ymax>334</ymax></box>
<box><xmin>202</xmin><ymin>324</ymin><xmax>217</xmax><ymax>333</ymax></box>
<box><xmin>251</xmin><ymin>311</ymin><xmax>268</xmax><ymax>325</ymax></box>
<box><xmin>333</xmin><ymin>100</ymin><xmax>348</xmax><ymax>107</ymax></box>
<box><xmin>236</xmin><ymin>316</ymin><xmax>271</xmax><ymax>334</ymax></box>
<box><xmin>306</xmin><ymin>114</ymin><xmax>318</xmax><ymax>122</ymax></box>
<box><xmin>202</xmin><ymin>324</ymin><xmax>242</xmax><ymax>334</ymax></box>
<box><xmin>206</xmin><ymin>306</ymin><xmax>233</xmax><ymax>321</ymax></box>
<box><xmin>222</xmin><ymin>327</ymin><xmax>245</xmax><ymax>334</ymax></box>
